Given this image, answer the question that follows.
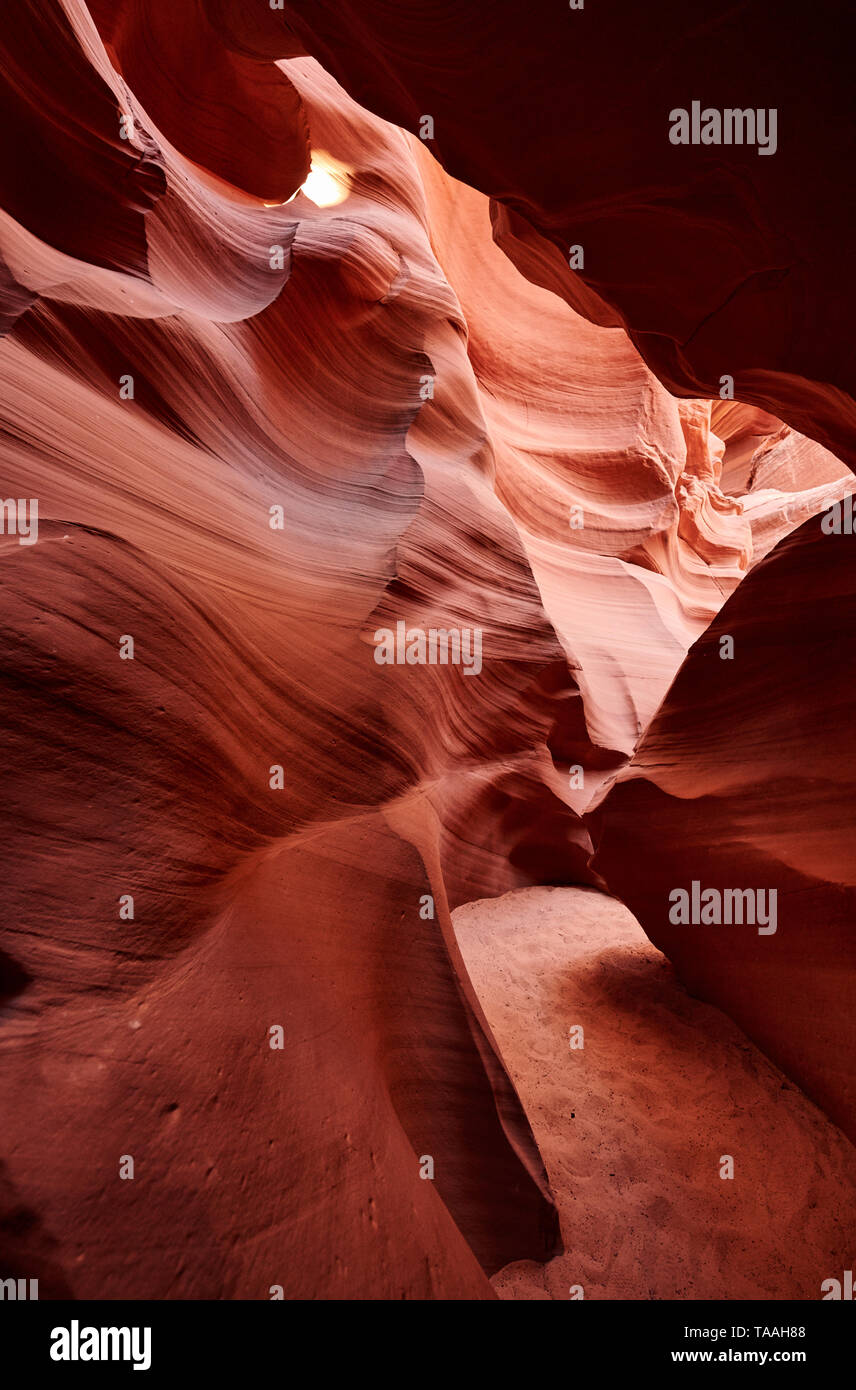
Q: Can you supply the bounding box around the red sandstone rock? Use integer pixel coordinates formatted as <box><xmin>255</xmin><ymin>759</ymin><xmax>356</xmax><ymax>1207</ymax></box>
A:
<box><xmin>1</xmin><ymin>0</ymin><xmax>853</xmax><ymax>1300</ymax></box>
<box><xmin>594</xmin><ymin>510</ymin><xmax>856</xmax><ymax>1142</ymax></box>
<box><xmin>275</xmin><ymin>0</ymin><xmax>856</xmax><ymax>469</ymax></box>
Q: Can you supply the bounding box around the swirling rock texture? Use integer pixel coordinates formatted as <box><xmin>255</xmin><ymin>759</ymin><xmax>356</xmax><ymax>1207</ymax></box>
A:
<box><xmin>594</xmin><ymin>511</ymin><xmax>856</xmax><ymax>1143</ymax></box>
<box><xmin>0</xmin><ymin>0</ymin><xmax>853</xmax><ymax>1299</ymax></box>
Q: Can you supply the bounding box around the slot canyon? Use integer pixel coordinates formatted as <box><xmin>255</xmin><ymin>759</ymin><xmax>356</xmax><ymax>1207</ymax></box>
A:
<box><xmin>1</xmin><ymin>0</ymin><xmax>854</xmax><ymax>1303</ymax></box>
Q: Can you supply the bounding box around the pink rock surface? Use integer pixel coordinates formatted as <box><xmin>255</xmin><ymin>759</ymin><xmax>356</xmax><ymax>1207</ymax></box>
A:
<box><xmin>1</xmin><ymin>1</ymin><xmax>854</xmax><ymax>1300</ymax></box>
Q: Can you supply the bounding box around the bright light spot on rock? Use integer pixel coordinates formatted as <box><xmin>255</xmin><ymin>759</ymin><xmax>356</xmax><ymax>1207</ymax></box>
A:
<box><xmin>299</xmin><ymin>152</ymin><xmax>351</xmax><ymax>207</ymax></box>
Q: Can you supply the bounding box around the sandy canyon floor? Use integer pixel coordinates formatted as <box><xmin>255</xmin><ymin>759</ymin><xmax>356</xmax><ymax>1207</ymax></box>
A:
<box><xmin>454</xmin><ymin>887</ymin><xmax>856</xmax><ymax>1300</ymax></box>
